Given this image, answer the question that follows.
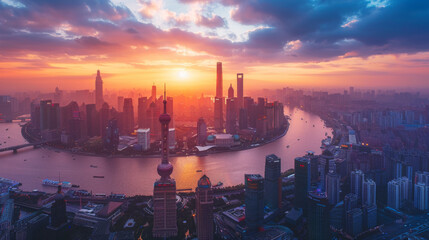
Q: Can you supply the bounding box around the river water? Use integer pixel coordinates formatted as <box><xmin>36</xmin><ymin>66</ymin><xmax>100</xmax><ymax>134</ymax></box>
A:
<box><xmin>0</xmin><ymin>106</ymin><xmax>332</xmax><ymax>195</ymax></box>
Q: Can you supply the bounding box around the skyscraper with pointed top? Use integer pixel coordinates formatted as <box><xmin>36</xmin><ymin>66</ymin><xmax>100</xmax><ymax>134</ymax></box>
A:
<box><xmin>152</xmin><ymin>85</ymin><xmax>178</xmax><ymax>238</ymax></box>
<box><xmin>95</xmin><ymin>70</ymin><xmax>103</xmax><ymax>110</ymax></box>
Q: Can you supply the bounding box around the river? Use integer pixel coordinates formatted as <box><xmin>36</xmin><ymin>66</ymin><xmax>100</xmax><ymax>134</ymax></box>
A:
<box><xmin>0</xmin><ymin>106</ymin><xmax>332</xmax><ymax>195</ymax></box>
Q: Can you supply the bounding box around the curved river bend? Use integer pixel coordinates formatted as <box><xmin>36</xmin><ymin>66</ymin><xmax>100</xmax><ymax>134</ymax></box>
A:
<box><xmin>0</xmin><ymin>106</ymin><xmax>332</xmax><ymax>195</ymax></box>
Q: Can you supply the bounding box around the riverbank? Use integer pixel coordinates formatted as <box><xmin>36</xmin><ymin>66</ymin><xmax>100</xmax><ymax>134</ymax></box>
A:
<box><xmin>21</xmin><ymin>121</ymin><xmax>290</xmax><ymax>159</ymax></box>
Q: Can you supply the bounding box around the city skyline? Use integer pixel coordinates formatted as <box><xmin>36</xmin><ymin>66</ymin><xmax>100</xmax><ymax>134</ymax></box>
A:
<box><xmin>1</xmin><ymin>0</ymin><xmax>429</xmax><ymax>93</ymax></box>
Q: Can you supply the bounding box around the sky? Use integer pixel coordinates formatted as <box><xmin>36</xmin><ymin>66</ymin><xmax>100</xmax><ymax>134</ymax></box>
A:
<box><xmin>1</xmin><ymin>0</ymin><xmax>429</xmax><ymax>94</ymax></box>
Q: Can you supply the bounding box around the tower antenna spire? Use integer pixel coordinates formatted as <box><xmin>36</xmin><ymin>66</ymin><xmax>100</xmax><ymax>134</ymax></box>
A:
<box><xmin>163</xmin><ymin>83</ymin><xmax>167</xmax><ymax>114</ymax></box>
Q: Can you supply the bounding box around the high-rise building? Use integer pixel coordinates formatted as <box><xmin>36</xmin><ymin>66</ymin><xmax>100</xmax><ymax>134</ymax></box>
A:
<box><xmin>362</xmin><ymin>179</ymin><xmax>376</xmax><ymax>206</ymax></box>
<box><xmin>415</xmin><ymin>171</ymin><xmax>429</xmax><ymax>185</ymax></box>
<box><xmin>387</xmin><ymin>177</ymin><xmax>411</xmax><ymax>209</ymax></box>
<box><xmin>294</xmin><ymin>157</ymin><xmax>311</xmax><ymax>210</ymax></box>
<box><xmin>137</xmin><ymin>128</ymin><xmax>150</xmax><ymax>151</ymax></box>
<box><xmin>237</xmin><ymin>73</ymin><xmax>244</xmax><ymax>109</ymax></box>
<box><xmin>117</xmin><ymin>96</ymin><xmax>124</xmax><ymax>112</ymax></box>
<box><xmin>104</xmin><ymin>118</ymin><xmax>119</xmax><ymax>152</ymax></box>
<box><xmin>413</xmin><ymin>182</ymin><xmax>428</xmax><ymax>210</ymax></box>
<box><xmin>238</xmin><ymin>108</ymin><xmax>248</xmax><ymax>130</ymax></box>
<box><xmin>326</xmin><ymin>171</ymin><xmax>340</xmax><ymax>205</ymax></box>
<box><xmin>151</xmin><ymin>84</ymin><xmax>156</xmax><ymax>101</ymax></box>
<box><xmin>195</xmin><ymin>175</ymin><xmax>214</xmax><ymax>240</ymax></box>
<box><xmin>214</xmin><ymin>97</ymin><xmax>223</xmax><ymax>131</ymax></box>
<box><xmin>245</xmin><ymin>174</ymin><xmax>264</xmax><ymax>233</ymax></box>
<box><xmin>148</xmin><ymin>102</ymin><xmax>161</xmax><ymax>140</ymax></box>
<box><xmin>0</xmin><ymin>95</ymin><xmax>12</xmax><ymax>122</ymax></box>
<box><xmin>99</xmin><ymin>102</ymin><xmax>110</xmax><ymax>138</ymax></box>
<box><xmin>351</xmin><ymin>170</ymin><xmax>364</xmax><ymax>204</ymax></box>
<box><xmin>122</xmin><ymin>98</ymin><xmax>134</xmax><ymax>134</ymax></box>
<box><xmin>264</xmin><ymin>154</ymin><xmax>281</xmax><ymax>210</ymax></box>
<box><xmin>307</xmin><ymin>191</ymin><xmax>330</xmax><ymax>240</ymax></box>
<box><xmin>197</xmin><ymin>118</ymin><xmax>207</xmax><ymax>146</ymax></box>
<box><xmin>40</xmin><ymin>100</ymin><xmax>60</xmax><ymax>130</ymax></box>
<box><xmin>362</xmin><ymin>204</ymin><xmax>377</xmax><ymax>230</ymax></box>
<box><xmin>168</xmin><ymin>128</ymin><xmax>176</xmax><ymax>150</ymax></box>
<box><xmin>346</xmin><ymin>208</ymin><xmax>363</xmax><ymax>237</ymax></box>
<box><xmin>216</xmin><ymin>62</ymin><xmax>222</xmax><ymax>98</ymax></box>
<box><xmin>138</xmin><ymin>97</ymin><xmax>148</xmax><ymax>128</ymax></box>
<box><xmin>344</xmin><ymin>193</ymin><xmax>358</xmax><ymax>213</ymax></box>
<box><xmin>152</xmin><ymin>88</ymin><xmax>177</xmax><ymax>238</ymax></box>
<box><xmin>228</xmin><ymin>84</ymin><xmax>234</xmax><ymax>99</ymax></box>
<box><xmin>225</xmin><ymin>98</ymin><xmax>236</xmax><ymax>134</ymax></box>
<box><xmin>86</xmin><ymin>104</ymin><xmax>99</xmax><ymax>137</ymax></box>
<box><xmin>95</xmin><ymin>70</ymin><xmax>104</xmax><ymax>110</ymax></box>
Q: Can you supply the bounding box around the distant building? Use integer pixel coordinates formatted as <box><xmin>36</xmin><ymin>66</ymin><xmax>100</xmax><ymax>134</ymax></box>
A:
<box><xmin>294</xmin><ymin>157</ymin><xmax>311</xmax><ymax>210</ymax></box>
<box><xmin>238</xmin><ymin>108</ymin><xmax>248</xmax><ymax>130</ymax></box>
<box><xmin>326</xmin><ymin>171</ymin><xmax>340</xmax><ymax>205</ymax></box>
<box><xmin>99</xmin><ymin>102</ymin><xmax>110</xmax><ymax>138</ymax></box>
<box><xmin>137</xmin><ymin>128</ymin><xmax>150</xmax><ymax>151</ymax></box>
<box><xmin>362</xmin><ymin>204</ymin><xmax>377</xmax><ymax>230</ymax></box>
<box><xmin>197</xmin><ymin>118</ymin><xmax>207</xmax><ymax>146</ymax></box>
<box><xmin>216</xmin><ymin>62</ymin><xmax>223</xmax><ymax>98</ymax></box>
<box><xmin>214</xmin><ymin>97</ymin><xmax>224</xmax><ymax>131</ymax></box>
<box><xmin>362</xmin><ymin>179</ymin><xmax>376</xmax><ymax>206</ymax></box>
<box><xmin>104</xmin><ymin>119</ymin><xmax>119</xmax><ymax>152</ymax></box>
<box><xmin>86</xmin><ymin>104</ymin><xmax>99</xmax><ymax>137</ymax></box>
<box><xmin>245</xmin><ymin>174</ymin><xmax>264</xmax><ymax>233</ymax></box>
<box><xmin>228</xmin><ymin>83</ymin><xmax>234</xmax><ymax>99</ymax></box>
<box><xmin>413</xmin><ymin>182</ymin><xmax>428</xmax><ymax>210</ymax></box>
<box><xmin>0</xmin><ymin>95</ymin><xmax>12</xmax><ymax>122</ymax></box>
<box><xmin>151</xmin><ymin>84</ymin><xmax>156</xmax><ymax>101</ymax></box>
<box><xmin>237</xmin><ymin>73</ymin><xmax>244</xmax><ymax>109</ymax></box>
<box><xmin>346</xmin><ymin>208</ymin><xmax>363</xmax><ymax>237</ymax></box>
<box><xmin>264</xmin><ymin>154</ymin><xmax>282</xmax><ymax>210</ymax></box>
<box><xmin>168</xmin><ymin>128</ymin><xmax>176</xmax><ymax>150</ymax></box>
<box><xmin>307</xmin><ymin>191</ymin><xmax>330</xmax><ymax>240</ymax></box>
<box><xmin>117</xmin><ymin>96</ymin><xmax>124</xmax><ymax>112</ymax></box>
<box><xmin>122</xmin><ymin>98</ymin><xmax>134</xmax><ymax>134</ymax></box>
<box><xmin>226</xmin><ymin>98</ymin><xmax>237</xmax><ymax>134</ymax></box>
<box><xmin>206</xmin><ymin>134</ymin><xmax>240</xmax><ymax>148</ymax></box>
<box><xmin>95</xmin><ymin>70</ymin><xmax>104</xmax><ymax>110</ymax></box>
<box><xmin>388</xmin><ymin>177</ymin><xmax>411</xmax><ymax>209</ymax></box>
<box><xmin>351</xmin><ymin>170</ymin><xmax>364</xmax><ymax>204</ymax></box>
<box><xmin>195</xmin><ymin>175</ymin><xmax>214</xmax><ymax>240</ymax></box>
<box><xmin>138</xmin><ymin>97</ymin><xmax>148</xmax><ymax>128</ymax></box>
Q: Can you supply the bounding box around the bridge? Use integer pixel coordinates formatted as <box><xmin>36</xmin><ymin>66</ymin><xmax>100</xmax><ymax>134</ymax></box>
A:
<box><xmin>0</xmin><ymin>141</ymin><xmax>50</xmax><ymax>153</ymax></box>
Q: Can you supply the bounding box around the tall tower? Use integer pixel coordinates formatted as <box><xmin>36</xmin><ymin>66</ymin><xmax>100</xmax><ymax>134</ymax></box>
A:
<box><xmin>196</xmin><ymin>175</ymin><xmax>214</xmax><ymax>240</ymax></box>
<box><xmin>294</xmin><ymin>157</ymin><xmax>311</xmax><ymax>211</ymax></box>
<box><xmin>95</xmin><ymin>70</ymin><xmax>103</xmax><ymax>110</ymax></box>
<box><xmin>245</xmin><ymin>174</ymin><xmax>264</xmax><ymax>233</ymax></box>
<box><xmin>216</xmin><ymin>62</ymin><xmax>222</xmax><ymax>98</ymax></box>
<box><xmin>351</xmin><ymin>170</ymin><xmax>364</xmax><ymax>204</ymax></box>
<box><xmin>122</xmin><ymin>98</ymin><xmax>134</xmax><ymax>134</ymax></box>
<box><xmin>237</xmin><ymin>73</ymin><xmax>243</xmax><ymax>108</ymax></box>
<box><xmin>264</xmin><ymin>154</ymin><xmax>281</xmax><ymax>209</ymax></box>
<box><xmin>152</xmin><ymin>85</ymin><xmax>177</xmax><ymax>238</ymax></box>
<box><xmin>214</xmin><ymin>63</ymin><xmax>224</xmax><ymax>131</ymax></box>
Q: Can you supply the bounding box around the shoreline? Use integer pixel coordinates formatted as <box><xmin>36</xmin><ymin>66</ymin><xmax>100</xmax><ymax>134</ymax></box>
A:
<box><xmin>21</xmin><ymin>121</ymin><xmax>290</xmax><ymax>159</ymax></box>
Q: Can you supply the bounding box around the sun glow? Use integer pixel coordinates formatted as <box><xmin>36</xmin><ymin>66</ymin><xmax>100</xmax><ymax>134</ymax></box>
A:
<box><xmin>178</xmin><ymin>69</ymin><xmax>189</xmax><ymax>79</ymax></box>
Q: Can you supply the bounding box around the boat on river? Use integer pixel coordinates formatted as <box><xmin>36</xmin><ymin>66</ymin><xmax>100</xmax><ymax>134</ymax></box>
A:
<box><xmin>42</xmin><ymin>179</ymin><xmax>72</xmax><ymax>188</ymax></box>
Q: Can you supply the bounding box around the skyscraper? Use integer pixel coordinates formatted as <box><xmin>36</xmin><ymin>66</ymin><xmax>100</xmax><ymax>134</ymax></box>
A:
<box><xmin>99</xmin><ymin>102</ymin><xmax>110</xmax><ymax>138</ymax></box>
<box><xmin>216</xmin><ymin>62</ymin><xmax>222</xmax><ymax>98</ymax></box>
<box><xmin>95</xmin><ymin>70</ymin><xmax>103</xmax><ymax>110</ymax></box>
<box><xmin>225</xmin><ymin>98</ymin><xmax>236</xmax><ymax>134</ymax></box>
<box><xmin>346</xmin><ymin>208</ymin><xmax>363</xmax><ymax>237</ymax></box>
<box><xmin>294</xmin><ymin>157</ymin><xmax>311</xmax><ymax>210</ymax></box>
<box><xmin>197</xmin><ymin>118</ymin><xmax>207</xmax><ymax>146</ymax></box>
<box><xmin>362</xmin><ymin>179</ymin><xmax>376</xmax><ymax>206</ymax></box>
<box><xmin>245</xmin><ymin>174</ymin><xmax>264</xmax><ymax>233</ymax></box>
<box><xmin>307</xmin><ymin>191</ymin><xmax>330</xmax><ymax>240</ymax></box>
<box><xmin>104</xmin><ymin>118</ymin><xmax>119</xmax><ymax>152</ymax></box>
<box><xmin>387</xmin><ymin>177</ymin><xmax>411</xmax><ymax>209</ymax></box>
<box><xmin>152</xmin><ymin>87</ymin><xmax>177</xmax><ymax>238</ymax></box>
<box><xmin>228</xmin><ymin>84</ymin><xmax>234</xmax><ymax>99</ymax></box>
<box><xmin>137</xmin><ymin>128</ymin><xmax>150</xmax><ymax>151</ymax></box>
<box><xmin>86</xmin><ymin>104</ymin><xmax>99</xmax><ymax>137</ymax></box>
<box><xmin>351</xmin><ymin>170</ymin><xmax>364</xmax><ymax>204</ymax></box>
<box><xmin>138</xmin><ymin>97</ymin><xmax>148</xmax><ymax>128</ymax></box>
<box><xmin>122</xmin><ymin>98</ymin><xmax>134</xmax><ymax>134</ymax></box>
<box><xmin>344</xmin><ymin>193</ymin><xmax>358</xmax><ymax>213</ymax></box>
<box><xmin>326</xmin><ymin>171</ymin><xmax>340</xmax><ymax>205</ymax></box>
<box><xmin>214</xmin><ymin>97</ymin><xmax>223</xmax><ymax>131</ymax></box>
<box><xmin>117</xmin><ymin>96</ymin><xmax>124</xmax><ymax>112</ymax></box>
<box><xmin>413</xmin><ymin>182</ymin><xmax>428</xmax><ymax>210</ymax></box>
<box><xmin>196</xmin><ymin>175</ymin><xmax>214</xmax><ymax>240</ymax></box>
<box><xmin>264</xmin><ymin>154</ymin><xmax>281</xmax><ymax>210</ymax></box>
<box><xmin>152</xmin><ymin>83</ymin><xmax>156</xmax><ymax>101</ymax></box>
<box><xmin>237</xmin><ymin>73</ymin><xmax>243</xmax><ymax>109</ymax></box>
